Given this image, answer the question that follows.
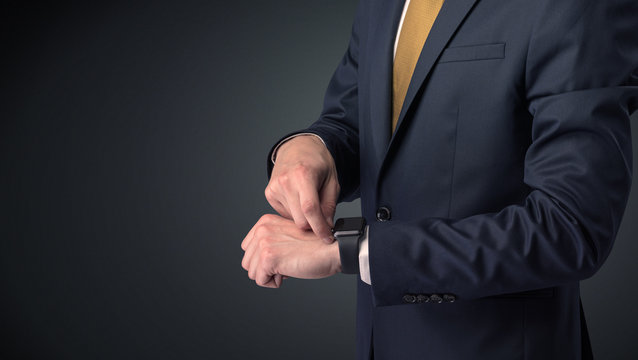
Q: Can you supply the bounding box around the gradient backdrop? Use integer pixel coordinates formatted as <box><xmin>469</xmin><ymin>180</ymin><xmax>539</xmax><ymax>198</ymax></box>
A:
<box><xmin>1</xmin><ymin>1</ymin><xmax>636</xmax><ymax>359</ymax></box>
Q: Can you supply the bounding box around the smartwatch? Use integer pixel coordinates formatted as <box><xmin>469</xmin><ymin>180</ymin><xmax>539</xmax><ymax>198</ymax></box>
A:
<box><xmin>333</xmin><ymin>217</ymin><xmax>366</xmax><ymax>274</ymax></box>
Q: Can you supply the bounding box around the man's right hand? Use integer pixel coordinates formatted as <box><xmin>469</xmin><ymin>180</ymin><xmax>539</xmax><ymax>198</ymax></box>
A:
<box><xmin>265</xmin><ymin>135</ymin><xmax>339</xmax><ymax>243</ymax></box>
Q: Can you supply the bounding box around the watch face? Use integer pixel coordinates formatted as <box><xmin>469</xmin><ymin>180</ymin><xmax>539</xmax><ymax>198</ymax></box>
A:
<box><xmin>333</xmin><ymin>229</ymin><xmax>361</xmax><ymax>237</ymax></box>
<box><xmin>333</xmin><ymin>217</ymin><xmax>365</xmax><ymax>237</ymax></box>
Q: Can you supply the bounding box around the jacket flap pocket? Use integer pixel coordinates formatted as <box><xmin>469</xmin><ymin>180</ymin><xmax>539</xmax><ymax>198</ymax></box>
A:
<box><xmin>439</xmin><ymin>43</ymin><xmax>505</xmax><ymax>63</ymax></box>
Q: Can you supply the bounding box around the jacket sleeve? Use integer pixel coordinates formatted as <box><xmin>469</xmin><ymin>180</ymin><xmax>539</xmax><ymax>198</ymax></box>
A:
<box><xmin>368</xmin><ymin>0</ymin><xmax>638</xmax><ymax>306</ymax></box>
<box><xmin>267</xmin><ymin>3</ymin><xmax>362</xmax><ymax>203</ymax></box>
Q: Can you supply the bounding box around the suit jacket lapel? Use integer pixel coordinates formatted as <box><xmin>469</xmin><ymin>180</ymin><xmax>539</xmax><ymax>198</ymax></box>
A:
<box><xmin>389</xmin><ymin>0</ymin><xmax>479</xmax><ymax>146</ymax></box>
<box><xmin>368</xmin><ymin>0</ymin><xmax>406</xmax><ymax>166</ymax></box>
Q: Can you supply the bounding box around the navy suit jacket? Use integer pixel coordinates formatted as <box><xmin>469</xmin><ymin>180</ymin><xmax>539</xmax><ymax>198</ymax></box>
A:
<box><xmin>268</xmin><ymin>0</ymin><xmax>638</xmax><ymax>358</ymax></box>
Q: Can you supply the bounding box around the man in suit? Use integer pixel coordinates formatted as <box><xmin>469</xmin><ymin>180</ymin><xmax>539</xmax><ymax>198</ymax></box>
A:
<box><xmin>241</xmin><ymin>0</ymin><xmax>638</xmax><ymax>358</ymax></box>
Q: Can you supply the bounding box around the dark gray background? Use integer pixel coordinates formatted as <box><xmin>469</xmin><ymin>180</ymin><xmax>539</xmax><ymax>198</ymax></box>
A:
<box><xmin>1</xmin><ymin>1</ymin><xmax>636</xmax><ymax>359</ymax></box>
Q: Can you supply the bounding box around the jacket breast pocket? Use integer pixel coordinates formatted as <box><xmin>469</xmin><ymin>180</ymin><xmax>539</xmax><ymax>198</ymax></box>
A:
<box><xmin>438</xmin><ymin>43</ymin><xmax>505</xmax><ymax>63</ymax></box>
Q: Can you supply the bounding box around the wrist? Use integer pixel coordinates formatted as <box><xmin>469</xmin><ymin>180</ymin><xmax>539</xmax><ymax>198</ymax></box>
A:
<box><xmin>333</xmin><ymin>217</ymin><xmax>365</xmax><ymax>274</ymax></box>
<box><xmin>273</xmin><ymin>134</ymin><xmax>326</xmax><ymax>163</ymax></box>
<box><xmin>328</xmin><ymin>242</ymin><xmax>342</xmax><ymax>274</ymax></box>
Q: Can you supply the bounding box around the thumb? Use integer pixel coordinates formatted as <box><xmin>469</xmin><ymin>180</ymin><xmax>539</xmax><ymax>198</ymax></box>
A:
<box><xmin>273</xmin><ymin>274</ymin><xmax>284</xmax><ymax>288</ymax></box>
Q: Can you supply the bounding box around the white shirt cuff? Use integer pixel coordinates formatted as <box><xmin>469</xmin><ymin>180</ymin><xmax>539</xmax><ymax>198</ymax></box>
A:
<box><xmin>270</xmin><ymin>133</ymin><xmax>327</xmax><ymax>164</ymax></box>
<box><xmin>359</xmin><ymin>225</ymin><xmax>371</xmax><ymax>285</ymax></box>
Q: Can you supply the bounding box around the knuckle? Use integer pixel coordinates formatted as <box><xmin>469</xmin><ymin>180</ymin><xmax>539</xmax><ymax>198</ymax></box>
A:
<box><xmin>300</xmin><ymin>200</ymin><xmax>318</xmax><ymax>215</ymax></box>
<box><xmin>254</xmin><ymin>226</ymin><xmax>267</xmax><ymax>241</ymax></box>
<box><xmin>324</xmin><ymin>202</ymin><xmax>336</xmax><ymax>211</ymax></box>
<box><xmin>257</xmin><ymin>235</ymin><xmax>271</xmax><ymax>249</ymax></box>
<box><xmin>263</xmin><ymin>246</ymin><xmax>275</xmax><ymax>259</ymax></box>
<box><xmin>276</xmin><ymin>174</ymin><xmax>290</xmax><ymax>188</ymax></box>
<box><xmin>259</xmin><ymin>251</ymin><xmax>271</xmax><ymax>264</ymax></box>
<box><xmin>259</xmin><ymin>249</ymin><xmax>275</xmax><ymax>268</ymax></box>
<box><xmin>324</xmin><ymin>205</ymin><xmax>337</xmax><ymax>217</ymax></box>
<box><xmin>264</xmin><ymin>186</ymin><xmax>274</xmax><ymax>201</ymax></box>
<box><xmin>292</xmin><ymin>163</ymin><xmax>308</xmax><ymax>175</ymax></box>
<box><xmin>291</xmin><ymin>163</ymin><xmax>317</xmax><ymax>182</ymax></box>
<box><xmin>258</xmin><ymin>214</ymin><xmax>275</xmax><ymax>225</ymax></box>
<box><xmin>254</xmin><ymin>224</ymin><xmax>272</xmax><ymax>240</ymax></box>
<box><xmin>256</xmin><ymin>277</ymin><xmax>270</xmax><ymax>287</ymax></box>
<box><xmin>294</xmin><ymin>217</ymin><xmax>310</xmax><ymax>229</ymax></box>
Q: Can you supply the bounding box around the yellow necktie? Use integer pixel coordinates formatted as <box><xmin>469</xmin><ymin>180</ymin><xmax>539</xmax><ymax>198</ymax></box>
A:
<box><xmin>392</xmin><ymin>0</ymin><xmax>444</xmax><ymax>132</ymax></box>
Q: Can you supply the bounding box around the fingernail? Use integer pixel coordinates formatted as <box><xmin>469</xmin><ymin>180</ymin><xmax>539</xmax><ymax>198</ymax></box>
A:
<box><xmin>323</xmin><ymin>236</ymin><xmax>334</xmax><ymax>243</ymax></box>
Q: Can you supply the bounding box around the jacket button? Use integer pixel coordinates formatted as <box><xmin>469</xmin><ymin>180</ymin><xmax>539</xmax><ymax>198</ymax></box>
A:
<box><xmin>416</xmin><ymin>294</ymin><xmax>430</xmax><ymax>303</ymax></box>
<box><xmin>376</xmin><ymin>207</ymin><xmax>391</xmax><ymax>221</ymax></box>
<box><xmin>443</xmin><ymin>294</ymin><xmax>457</xmax><ymax>303</ymax></box>
<box><xmin>402</xmin><ymin>294</ymin><xmax>416</xmax><ymax>303</ymax></box>
<box><xmin>429</xmin><ymin>294</ymin><xmax>443</xmax><ymax>303</ymax></box>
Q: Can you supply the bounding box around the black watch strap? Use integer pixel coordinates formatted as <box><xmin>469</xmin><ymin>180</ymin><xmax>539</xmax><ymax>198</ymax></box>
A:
<box><xmin>333</xmin><ymin>217</ymin><xmax>366</xmax><ymax>274</ymax></box>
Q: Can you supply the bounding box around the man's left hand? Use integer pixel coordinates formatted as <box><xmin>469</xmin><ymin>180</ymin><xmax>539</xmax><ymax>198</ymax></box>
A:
<box><xmin>241</xmin><ymin>214</ymin><xmax>341</xmax><ymax>288</ymax></box>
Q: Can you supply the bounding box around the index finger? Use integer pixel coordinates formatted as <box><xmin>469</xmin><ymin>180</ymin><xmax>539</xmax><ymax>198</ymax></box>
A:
<box><xmin>298</xmin><ymin>182</ymin><xmax>333</xmax><ymax>242</ymax></box>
